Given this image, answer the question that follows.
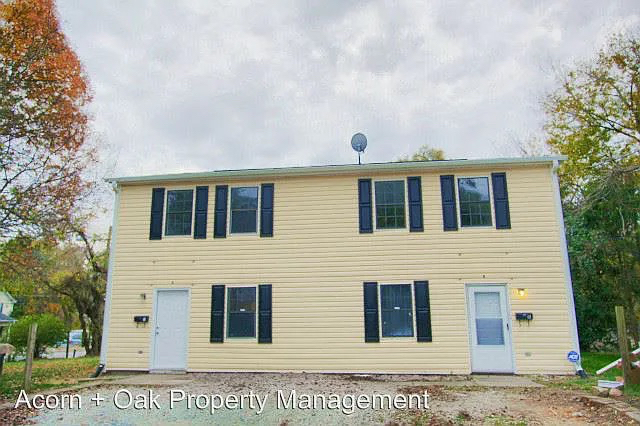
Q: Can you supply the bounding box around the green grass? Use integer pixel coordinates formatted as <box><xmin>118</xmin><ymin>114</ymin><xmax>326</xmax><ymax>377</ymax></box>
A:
<box><xmin>483</xmin><ymin>415</ymin><xmax>527</xmax><ymax>425</ymax></box>
<box><xmin>541</xmin><ymin>352</ymin><xmax>640</xmax><ymax>398</ymax></box>
<box><xmin>0</xmin><ymin>356</ymin><xmax>99</xmax><ymax>399</ymax></box>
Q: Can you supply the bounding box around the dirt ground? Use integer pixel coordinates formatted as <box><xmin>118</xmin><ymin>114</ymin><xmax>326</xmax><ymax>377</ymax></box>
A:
<box><xmin>1</xmin><ymin>373</ymin><xmax>637</xmax><ymax>425</ymax></box>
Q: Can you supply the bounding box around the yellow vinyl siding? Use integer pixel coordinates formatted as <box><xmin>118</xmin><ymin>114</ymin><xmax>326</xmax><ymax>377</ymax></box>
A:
<box><xmin>106</xmin><ymin>164</ymin><xmax>574</xmax><ymax>374</ymax></box>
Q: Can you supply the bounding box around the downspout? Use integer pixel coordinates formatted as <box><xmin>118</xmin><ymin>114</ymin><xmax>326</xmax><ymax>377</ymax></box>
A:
<box><xmin>551</xmin><ymin>160</ymin><xmax>585</xmax><ymax>376</ymax></box>
<box><xmin>98</xmin><ymin>182</ymin><xmax>121</xmax><ymax>373</ymax></box>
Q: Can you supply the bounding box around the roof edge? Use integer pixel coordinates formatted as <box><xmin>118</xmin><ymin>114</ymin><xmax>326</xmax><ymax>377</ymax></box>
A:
<box><xmin>106</xmin><ymin>156</ymin><xmax>566</xmax><ymax>185</ymax></box>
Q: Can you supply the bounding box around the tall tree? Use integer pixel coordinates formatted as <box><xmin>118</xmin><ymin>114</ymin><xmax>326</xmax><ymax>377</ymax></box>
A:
<box><xmin>0</xmin><ymin>230</ymin><xmax>108</xmax><ymax>355</ymax></box>
<box><xmin>0</xmin><ymin>0</ymin><xmax>94</xmax><ymax>238</ymax></box>
<box><xmin>545</xmin><ymin>33</ymin><xmax>639</xmax><ymax>195</ymax></box>
<box><xmin>398</xmin><ymin>144</ymin><xmax>446</xmax><ymax>162</ymax></box>
<box><xmin>544</xmin><ymin>33</ymin><xmax>640</xmax><ymax>348</ymax></box>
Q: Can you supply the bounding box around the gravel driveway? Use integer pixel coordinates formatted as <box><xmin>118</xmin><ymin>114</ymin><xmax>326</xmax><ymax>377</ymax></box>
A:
<box><xmin>6</xmin><ymin>372</ymin><xmax>637</xmax><ymax>425</ymax></box>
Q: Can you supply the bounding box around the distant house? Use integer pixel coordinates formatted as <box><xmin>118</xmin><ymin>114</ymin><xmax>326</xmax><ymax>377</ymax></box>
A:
<box><xmin>101</xmin><ymin>156</ymin><xmax>580</xmax><ymax>375</ymax></box>
<box><xmin>0</xmin><ymin>291</ymin><xmax>16</xmax><ymax>330</ymax></box>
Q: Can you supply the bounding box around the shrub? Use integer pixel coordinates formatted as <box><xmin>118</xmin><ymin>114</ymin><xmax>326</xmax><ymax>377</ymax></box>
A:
<box><xmin>8</xmin><ymin>314</ymin><xmax>66</xmax><ymax>357</ymax></box>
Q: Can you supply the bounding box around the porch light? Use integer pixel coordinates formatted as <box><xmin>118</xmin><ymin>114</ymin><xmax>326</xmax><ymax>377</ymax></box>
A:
<box><xmin>517</xmin><ymin>288</ymin><xmax>527</xmax><ymax>298</ymax></box>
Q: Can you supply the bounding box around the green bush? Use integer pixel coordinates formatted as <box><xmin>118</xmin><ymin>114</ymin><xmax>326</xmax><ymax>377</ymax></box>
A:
<box><xmin>8</xmin><ymin>314</ymin><xmax>66</xmax><ymax>357</ymax></box>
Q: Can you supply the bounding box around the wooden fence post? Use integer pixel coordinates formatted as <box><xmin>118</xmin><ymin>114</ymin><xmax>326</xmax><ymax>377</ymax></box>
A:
<box><xmin>615</xmin><ymin>306</ymin><xmax>632</xmax><ymax>385</ymax></box>
<box><xmin>23</xmin><ymin>322</ymin><xmax>37</xmax><ymax>393</ymax></box>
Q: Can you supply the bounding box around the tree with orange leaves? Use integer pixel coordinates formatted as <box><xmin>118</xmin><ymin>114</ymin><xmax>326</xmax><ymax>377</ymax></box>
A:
<box><xmin>0</xmin><ymin>0</ymin><xmax>95</xmax><ymax>238</ymax></box>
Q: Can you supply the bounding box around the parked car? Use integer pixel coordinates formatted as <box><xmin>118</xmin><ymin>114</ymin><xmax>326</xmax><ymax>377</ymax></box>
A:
<box><xmin>57</xmin><ymin>329</ymin><xmax>84</xmax><ymax>347</ymax></box>
<box><xmin>68</xmin><ymin>330</ymin><xmax>83</xmax><ymax>345</ymax></box>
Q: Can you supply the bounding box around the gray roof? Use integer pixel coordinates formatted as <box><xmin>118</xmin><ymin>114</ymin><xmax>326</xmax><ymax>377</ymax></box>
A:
<box><xmin>0</xmin><ymin>291</ymin><xmax>16</xmax><ymax>304</ymax></box>
<box><xmin>106</xmin><ymin>156</ymin><xmax>565</xmax><ymax>185</ymax></box>
<box><xmin>0</xmin><ymin>313</ymin><xmax>15</xmax><ymax>323</ymax></box>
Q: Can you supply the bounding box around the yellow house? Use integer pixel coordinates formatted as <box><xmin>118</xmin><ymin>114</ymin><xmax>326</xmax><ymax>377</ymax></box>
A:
<box><xmin>101</xmin><ymin>156</ymin><xmax>580</xmax><ymax>375</ymax></box>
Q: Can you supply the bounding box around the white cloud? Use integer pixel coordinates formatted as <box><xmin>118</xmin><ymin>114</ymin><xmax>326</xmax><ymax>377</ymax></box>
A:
<box><xmin>55</xmin><ymin>0</ymin><xmax>638</xmax><ymax>230</ymax></box>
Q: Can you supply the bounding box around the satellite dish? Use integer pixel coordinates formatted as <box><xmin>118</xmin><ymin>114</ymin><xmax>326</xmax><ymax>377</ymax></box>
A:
<box><xmin>351</xmin><ymin>133</ymin><xmax>367</xmax><ymax>164</ymax></box>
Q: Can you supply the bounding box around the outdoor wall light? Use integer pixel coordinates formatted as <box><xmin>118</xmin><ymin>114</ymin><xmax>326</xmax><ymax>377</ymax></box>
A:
<box><xmin>517</xmin><ymin>288</ymin><xmax>527</xmax><ymax>298</ymax></box>
<box><xmin>140</xmin><ymin>293</ymin><xmax>146</xmax><ymax>300</ymax></box>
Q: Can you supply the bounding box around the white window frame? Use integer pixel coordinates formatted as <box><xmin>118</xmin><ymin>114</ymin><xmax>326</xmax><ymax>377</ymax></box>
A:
<box><xmin>228</xmin><ymin>185</ymin><xmax>260</xmax><ymax>236</ymax></box>
<box><xmin>455</xmin><ymin>175</ymin><xmax>495</xmax><ymax>229</ymax></box>
<box><xmin>372</xmin><ymin>179</ymin><xmax>408</xmax><ymax>231</ymax></box>
<box><xmin>378</xmin><ymin>282</ymin><xmax>416</xmax><ymax>340</ymax></box>
<box><xmin>162</xmin><ymin>187</ymin><xmax>196</xmax><ymax>238</ymax></box>
<box><xmin>225</xmin><ymin>284</ymin><xmax>258</xmax><ymax>341</ymax></box>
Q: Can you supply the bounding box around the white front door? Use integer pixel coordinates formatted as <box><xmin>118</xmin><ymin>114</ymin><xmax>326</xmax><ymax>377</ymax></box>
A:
<box><xmin>152</xmin><ymin>289</ymin><xmax>189</xmax><ymax>370</ymax></box>
<box><xmin>467</xmin><ymin>285</ymin><xmax>514</xmax><ymax>373</ymax></box>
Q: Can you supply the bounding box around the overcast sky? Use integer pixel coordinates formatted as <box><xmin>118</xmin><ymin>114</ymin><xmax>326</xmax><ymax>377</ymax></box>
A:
<box><xmin>57</xmin><ymin>1</ymin><xmax>638</xmax><ymax>176</ymax></box>
<box><xmin>54</xmin><ymin>1</ymin><xmax>638</xmax><ymax>232</ymax></box>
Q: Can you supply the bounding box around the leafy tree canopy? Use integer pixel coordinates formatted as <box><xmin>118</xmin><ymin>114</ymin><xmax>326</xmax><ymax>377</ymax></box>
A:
<box><xmin>8</xmin><ymin>313</ymin><xmax>66</xmax><ymax>357</ymax></box>
<box><xmin>545</xmin><ymin>33</ymin><xmax>640</xmax><ymax>195</ymax></box>
<box><xmin>398</xmin><ymin>144</ymin><xmax>445</xmax><ymax>162</ymax></box>
<box><xmin>544</xmin><ymin>33</ymin><xmax>640</xmax><ymax>348</ymax></box>
<box><xmin>0</xmin><ymin>0</ymin><xmax>95</xmax><ymax>238</ymax></box>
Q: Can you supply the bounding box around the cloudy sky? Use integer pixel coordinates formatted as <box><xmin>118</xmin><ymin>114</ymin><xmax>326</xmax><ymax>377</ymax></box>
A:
<box><xmin>56</xmin><ymin>1</ymin><xmax>638</xmax><ymax>179</ymax></box>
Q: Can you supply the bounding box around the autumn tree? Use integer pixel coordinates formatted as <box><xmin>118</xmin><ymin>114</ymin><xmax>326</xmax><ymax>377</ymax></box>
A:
<box><xmin>398</xmin><ymin>144</ymin><xmax>446</xmax><ymax>161</ymax></box>
<box><xmin>545</xmin><ymin>33</ymin><xmax>639</xmax><ymax>194</ymax></box>
<box><xmin>0</xmin><ymin>0</ymin><xmax>94</xmax><ymax>238</ymax></box>
<box><xmin>0</xmin><ymin>230</ymin><xmax>107</xmax><ymax>355</ymax></box>
<box><xmin>543</xmin><ymin>33</ymin><xmax>640</xmax><ymax>348</ymax></box>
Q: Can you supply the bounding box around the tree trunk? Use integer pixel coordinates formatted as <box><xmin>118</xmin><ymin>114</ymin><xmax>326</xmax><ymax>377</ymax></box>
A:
<box><xmin>626</xmin><ymin>299</ymin><xmax>640</xmax><ymax>346</ymax></box>
<box><xmin>86</xmin><ymin>296</ymin><xmax>103</xmax><ymax>355</ymax></box>
<box><xmin>77</xmin><ymin>313</ymin><xmax>88</xmax><ymax>352</ymax></box>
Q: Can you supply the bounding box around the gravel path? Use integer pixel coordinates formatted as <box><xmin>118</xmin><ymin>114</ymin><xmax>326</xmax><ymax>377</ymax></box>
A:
<box><xmin>5</xmin><ymin>373</ymin><xmax>636</xmax><ymax>425</ymax></box>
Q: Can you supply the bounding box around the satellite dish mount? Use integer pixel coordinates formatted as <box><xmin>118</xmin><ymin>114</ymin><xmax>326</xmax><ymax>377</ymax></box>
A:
<box><xmin>351</xmin><ymin>133</ymin><xmax>367</xmax><ymax>165</ymax></box>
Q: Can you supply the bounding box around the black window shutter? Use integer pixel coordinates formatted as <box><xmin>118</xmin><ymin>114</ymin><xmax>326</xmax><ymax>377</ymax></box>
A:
<box><xmin>149</xmin><ymin>188</ymin><xmax>165</xmax><ymax>240</ymax></box>
<box><xmin>194</xmin><ymin>186</ymin><xmax>209</xmax><ymax>239</ymax></box>
<box><xmin>363</xmin><ymin>282</ymin><xmax>379</xmax><ymax>342</ymax></box>
<box><xmin>358</xmin><ymin>179</ymin><xmax>373</xmax><ymax>233</ymax></box>
<box><xmin>491</xmin><ymin>172</ymin><xmax>511</xmax><ymax>229</ymax></box>
<box><xmin>258</xmin><ymin>284</ymin><xmax>272</xmax><ymax>343</ymax></box>
<box><xmin>407</xmin><ymin>176</ymin><xmax>424</xmax><ymax>232</ymax></box>
<box><xmin>414</xmin><ymin>281</ymin><xmax>432</xmax><ymax>342</ymax></box>
<box><xmin>213</xmin><ymin>185</ymin><xmax>228</xmax><ymax>238</ymax></box>
<box><xmin>260</xmin><ymin>184</ymin><xmax>274</xmax><ymax>237</ymax></box>
<box><xmin>440</xmin><ymin>175</ymin><xmax>458</xmax><ymax>231</ymax></box>
<box><xmin>210</xmin><ymin>285</ymin><xmax>225</xmax><ymax>343</ymax></box>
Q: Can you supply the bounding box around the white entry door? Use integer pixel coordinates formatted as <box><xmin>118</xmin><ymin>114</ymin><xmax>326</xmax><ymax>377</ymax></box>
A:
<box><xmin>467</xmin><ymin>285</ymin><xmax>514</xmax><ymax>373</ymax></box>
<box><xmin>152</xmin><ymin>289</ymin><xmax>189</xmax><ymax>370</ymax></box>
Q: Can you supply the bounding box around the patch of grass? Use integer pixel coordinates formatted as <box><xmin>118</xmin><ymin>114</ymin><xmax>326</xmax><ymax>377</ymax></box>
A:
<box><xmin>483</xmin><ymin>415</ymin><xmax>527</xmax><ymax>425</ymax></box>
<box><xmin>538</xmin><ymin>352</ymin><xmax>640</xmax><ymax>398</ymax></box>
<box><xmin>454</xmin><ymin>410</ymin><xmax>472</xmax><ymax>424</ymax></box>
<box><xmin>0</xmin><ymin>356</ymin><xmax>98</xmax><ymax>399</ymax></box>
<box><xmin>581</xmin><ymin>352</ymin><xmax>620</xmax><ymax>380</ymax></box>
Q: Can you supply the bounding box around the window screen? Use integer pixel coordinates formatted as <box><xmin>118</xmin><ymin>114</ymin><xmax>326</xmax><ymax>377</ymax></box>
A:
<box><xmin>375</xmin><ymin>181</ymin><xmax>406</xmax><ymax>229</ymax></box>
<box><xmin>227</xmin><ymin>287</ymin><xmax>256</xmax><ymax>338</ymax></box>
<box><xmin>474</xmin><ymin>291</ymin><xmax>504</xmax><ymax>345</ymax></box>
<box><xmin>165</xmin><ymin>190</ymin><xmax>193</xmax><ymax>236</ymax></box>
<box><xmin>231</xmin><ymin>187</ymin><xmax>258</xmax><ymax>233</ymax></box>
<box><xmin>380</xmin><ymin>284</ymin><xmax>413</xmax><ymax>337</ymax></box>
<box><xmin>458</xmin><ymin>177</ymin><xmax>492</xmax><ymax>227</ymax></box>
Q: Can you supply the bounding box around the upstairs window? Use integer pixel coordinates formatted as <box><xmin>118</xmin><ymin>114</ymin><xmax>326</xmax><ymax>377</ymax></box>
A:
<box><xmin>458</xmin><ymin>177</ymin><xmax>492</xmax><ymax>227</ymax></box>
<box><xmin>374</xmin><ymin>180</ymin><xmax>406</xmax><ymax>229</ymax></box>
<box><xmin>227</xmin><ymin>287</ymin><xmax>256</xmax><ymax>338</ymax></box>
<box><xmin>380</xmin><ymin>284</ymin><xmax>414</xmax><ymax>337</ymax></box>
<box><xmin>230</xmin><ymin>187</ymin><xmax>258</xmax><ymax>233</ymax></box>
<box><xmin>165</xmin><ymin>190</ymin><xmax>194</xmax><ymax>236</ymax></box>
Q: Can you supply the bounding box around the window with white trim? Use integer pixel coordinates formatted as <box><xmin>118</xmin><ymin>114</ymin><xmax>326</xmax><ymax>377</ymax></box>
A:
<box><xmin>374</xmin><ymin>180</ymin><xmax>406</xmax><ymax>229</ymax></box>
<box><xmin>230</xmin><ymin>187</ymin><xmax>259</xmax><ymax>233</ymax></box>
<box><xmin>227</xmin><ymin>287</ymin><xmax>257</xmax><ymax>338</ymax></box>
<box><xmin>458</xmin><ymin>177</ymin><xmax>492</xmax><ymax>227</ymax></box>
<box><xmin>380</xmin><ymin>284</ymin><xmax>413</xmax><ymax>337</ymax></box>
<box><xmin>165</xmin><ymin>189</ymin><xmax>194</xmax><ymax>236</ymax></box>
